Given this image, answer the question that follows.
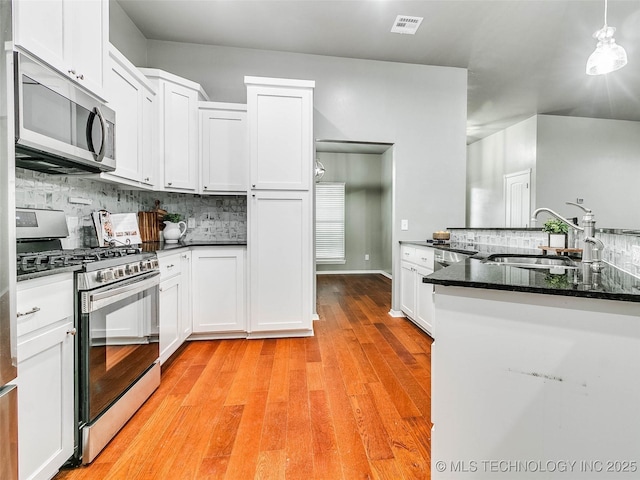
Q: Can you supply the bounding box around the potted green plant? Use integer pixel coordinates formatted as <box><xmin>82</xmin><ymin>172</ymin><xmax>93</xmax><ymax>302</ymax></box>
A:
<box><xmin>542</xmin><ymin>218</ymin><xmax>569</xmax><ymax>248</ymax></box>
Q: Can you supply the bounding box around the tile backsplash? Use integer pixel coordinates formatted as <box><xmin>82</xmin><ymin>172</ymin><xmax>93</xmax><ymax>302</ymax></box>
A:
<box><xmin>16</xmin><ymin>168</ymin><xmax>247</xmax><ymax>248</ymax></box>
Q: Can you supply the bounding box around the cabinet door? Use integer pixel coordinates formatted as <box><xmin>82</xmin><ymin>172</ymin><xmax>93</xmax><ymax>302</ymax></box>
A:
<box><xmin>400</xmin><ymin>261</ymin><xmax>416</xmax><ymax>319</ymax></box>
<box><xmin>250</xmin><ymin>191</ymin><xmax>312</xmax><ymax>332</ymax></box>
<box><xmin>17</xmin><ymin>321</ymin><xmax>74</xmax><ymax>480</ymax></box>
<box><xmin>416</xmin><ymin>266</ymin><xmax>435</xmax><ymax>337</ymax></box>
<box><xmin>107</xmin><ymin>58</ymin><xmax>142</xmax><ymax>182</ymax></box>
<box><xmin>163</xmin><ymin>83</ymin><xmax>198</xmax><ymax>191</ymax></box>
<box><xmin>247</xmin><ymin>85</ymin><xmax>313</xmax><ymax>190</ymax></box>
<box><xmin>180</xmin><ymin>251</ymin><xmax>192</xmax><ymax>340</ymax></box>
<box><xmin>140</xmin><ymin>91</ymin><xmax>156</xmax><ymax>186</ymax></box>
<box><xmin>67</xmin><ymin>0</ymin><xmax>106</xmax><ymax>97</ymax></box>
<box><xmin>200</xmin><ymin>107</ymin><xmax>248</xmax><ymax>192</ymax></box>
<box><xmin>13</xmin><ymin>0</ymin><xmax>66</xmax><ymax>74</ymax></box>
<box><xmin>159</xmin><ymin>275</ymin><xmax>182</xmax><ymax>364</ymax></box>
<box><xmin>192</xmin><ymin>248</ymin><xmax>246</xmax><ymax>333</ymax></box>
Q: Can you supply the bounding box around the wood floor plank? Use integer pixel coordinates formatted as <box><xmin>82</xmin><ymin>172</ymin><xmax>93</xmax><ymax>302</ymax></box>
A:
<box><xmin>349</xmin><ymin>392</ymin><xmax>395</xmax><ymax>461</ymax></box>
<box><xmin>260</xmin><ymin>400</ymin><xmax>288</xmax><ymax>451</ymax></box>
<box><xmin>284</xmin><ymin>369</ymin><xmax>315</xmax><ymax>479</ymax></box>
<box><xmin>205</xmin><ymin>404</ymin><xmax>245</xmax><ymax>457</ymax></box>
<box><xmin>54</xmin><ymin>274</ymin><xmax>433</xmax><ymax>480</ymax></box>
<box><xmin>223</xmin><ymin>391</ymin><xmax>269</xmax><ymax>480</ymax></box>
<box><xmin>309</xmin><ymin>390</ymin><xmax>343</xmax><ymax>480</ymax></box>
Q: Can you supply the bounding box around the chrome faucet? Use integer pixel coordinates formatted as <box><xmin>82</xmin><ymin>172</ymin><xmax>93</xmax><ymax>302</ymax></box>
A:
<box><xmin>531</xmin><ymin>202</ymin><xmax>602</xmax><ymax>270</ymax></box>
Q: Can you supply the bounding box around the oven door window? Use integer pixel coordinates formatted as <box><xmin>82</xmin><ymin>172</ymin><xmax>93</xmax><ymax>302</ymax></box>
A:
<box><xmin>83</xmin><ymin>285</ymin><xmax>158</xmax><ymax>423</ymax></box>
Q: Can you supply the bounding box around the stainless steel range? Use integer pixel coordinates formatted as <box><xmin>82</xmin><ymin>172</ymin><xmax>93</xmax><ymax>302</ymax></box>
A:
<box><xmin>17</xmin><ymin>208</ymin><xmax>160</xmax><ymax>465</ymax></box>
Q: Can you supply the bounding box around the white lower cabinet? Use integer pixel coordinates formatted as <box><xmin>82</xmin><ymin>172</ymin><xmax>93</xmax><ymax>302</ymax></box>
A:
<box><xmin>16</xmin><ymin>274</ymin><xmax>74</xmax><ymax>480</ymax></box>
<box><xmin>180</xmin><ymin>251</ymin><xmax>192</xmax><ymax>341</ymax></box>
<box><xmin>158</xmin><ymin>251</ymin><xmax>184</xmax><ymax>364</ymax></box>
<box><xmin>400</xmin><ymin>245</ymin><xmax>435</xmax><ymax>337</ymax></box>
<box><xmin>191</xmin><ymin>247</ymin><xmax>246</xmax><ymax>335</ymax></box>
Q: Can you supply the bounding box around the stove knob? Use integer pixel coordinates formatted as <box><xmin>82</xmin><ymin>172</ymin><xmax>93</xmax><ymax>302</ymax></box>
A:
<box><xmin>140</xmin><ymin>261</ymin><xmax>148</xmax><ymax>272</ymax></box>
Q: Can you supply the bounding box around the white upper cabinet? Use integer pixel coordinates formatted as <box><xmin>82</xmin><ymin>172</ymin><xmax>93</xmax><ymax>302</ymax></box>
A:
<box><xmin>140</xmin><ymin>69</ymin><xmax>209</xmax><ymax>192</ymax></box>
<box><xmin>102</xmin><ymin>45</ymin><xmax>156</xmax><ymax>188</ymax></box>
<box><xmin>245</xmin><ymin>77</ymin><xmax>314</xmax><ymax>191</ymax></box>
<box><xmin>199</xmin><ymin>102</ymin><xmax>248</xmax><ymax>193</ymax></box>
<box><xmin>13</xmin><ymin>0</ymin><xmax>108</xmax><ymax>99</ymax></box>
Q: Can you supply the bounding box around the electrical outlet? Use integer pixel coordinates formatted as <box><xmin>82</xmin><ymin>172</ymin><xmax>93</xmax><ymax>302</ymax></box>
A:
<box><xmin>365</xmin><ymin>254</ymin><xmax>370</xmax><ymax>261</ymax></box>
<box><xmin>401</xmin><ymin>219</ymin><xmax>409</xmax><ymax>231</ymax></box>
<box><xmin>632</xmin><ymin>245</ymin><xmax>640</xmax><ymax>267</ymax></box>
<box><xmin>187</xmin><ymin>217</ymin><xmax>196</xmax><ymax>229</ymax></box>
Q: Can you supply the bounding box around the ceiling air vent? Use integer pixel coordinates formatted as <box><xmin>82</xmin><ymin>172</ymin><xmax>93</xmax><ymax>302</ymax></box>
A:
<box><xmin>390</xmin><ymin>15</ymin><xmax>423</xmax><ymax>35</ymax></box>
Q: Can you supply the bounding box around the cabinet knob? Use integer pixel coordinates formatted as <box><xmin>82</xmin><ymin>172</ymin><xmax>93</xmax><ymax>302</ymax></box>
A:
<box><xmin>77</xmin><ymin>73</ymin><xmax>84</xmax><ymax>80</ymax></box>
<box><xmin>252</xmin><ymin>184</ymin><xmax>256</xmax><ymax>188</ymax></box>
<box><xmin>182</xmin><ymin>254</ymin><xmax>188</xmax><ymax>259</ymax></box>
<box><xmin>68</xmin><ymin>69</ymin><xmax>76</xmax><ymax>75</ymax></box>
<box><xmin>144</xmin><ymin>177</ymin><xmax>150</xmax><ymax>182</ymax></box>
<box><xmin>204</xmin><ymin>186</ymin><xmax>208</xmax><ymax>189</ymax></box>
<box><xmin>67</xmin><ymin>328</ymin><xmax>77</xmax><ymax>336</ymax></box>
<box><xmin>17</xmin><ymin>306</ymin><xmax>40</xmax><ymax>317</ymax></box>
<box><xmin>167</xmin><ymin>182</ymin><xmax>173</xmax><ymax>186</ymax></box>
<box><xmin>167</xmin><ymin>264</ymin><xmax>174</xmax><ymax>268</ymax></box>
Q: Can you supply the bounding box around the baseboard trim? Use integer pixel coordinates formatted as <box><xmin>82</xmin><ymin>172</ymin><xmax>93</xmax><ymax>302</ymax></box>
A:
<box><xmin>388</xmin><ymin>309</ymin><xmax>406</xmax><ymax>318</ymax></box>
<box><xmin>312</xmin><ymin>313</ymin><xmax>320</xmax><ymax>321</ymax></box>
<box><xmin>317</xmin><ymin>269</ymin><xmax>392</xmax><ymax>279</ymax></box>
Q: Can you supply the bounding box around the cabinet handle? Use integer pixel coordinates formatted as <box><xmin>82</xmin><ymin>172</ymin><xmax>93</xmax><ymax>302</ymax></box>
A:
<box><xmin>77</xmin><ymin>73</ymin><xmax>84</xmax><ymax>80</ymax></box>
<box><xmin>17</xmin><ymin>306</ymin><xmax>40</xmax><ymax>317</ymax></box>
<box><xmin>144</xmin><ymin>177</ymin><xmax>150</xmax><ymax>182</ymax></box>
<box><xmin>67</xmin><ymin>328</ymin><xmax>77</xmax><ymax>336</ymax></box>
<box><xmin>167</xmin><ymin>264</ymin><xmax>175</xmax><ymax>268</ymax></box>
<box><xmin>182</xmin><ymin>254</ymin><xmax>188</xmax><ymax>259</ymax></box>
<box><xmin>68</xmin><ymin>69</ymin><xmax>76</xmax><ymax>76</ymax></box>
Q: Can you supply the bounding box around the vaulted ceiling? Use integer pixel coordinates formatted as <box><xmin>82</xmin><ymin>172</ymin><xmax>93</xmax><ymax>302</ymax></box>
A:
<box><xmin>117</xmin><ymin>0</ymin><xmax>640</xmax><ymax>143</ymax></box>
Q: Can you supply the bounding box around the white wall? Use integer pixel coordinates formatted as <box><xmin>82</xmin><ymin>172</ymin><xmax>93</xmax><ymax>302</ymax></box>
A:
<box><xmin>109</xmin><ymin>0</ymin><xmax>147</xmax><ymax>66</ymax></box>
<box><xmin>145</xmin><ymin>40</ymin><xmax>467</xmax><ymax>310</ymax></box>
<box><xmin>536</xmin><ymin>115</ymin><xmax>640</xmax><ymax>229</ymax></box>
<box><xmin>466</xmin><ymin>116</ymin><xmax>537</xmax><ymax>227</ymax></box>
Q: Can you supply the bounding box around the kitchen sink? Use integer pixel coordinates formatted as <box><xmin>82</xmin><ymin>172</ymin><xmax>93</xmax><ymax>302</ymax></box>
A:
<box><xmin>482</xmin><ymin>254</ymin><xmax>579</xmax><ymax>270</ymax></box>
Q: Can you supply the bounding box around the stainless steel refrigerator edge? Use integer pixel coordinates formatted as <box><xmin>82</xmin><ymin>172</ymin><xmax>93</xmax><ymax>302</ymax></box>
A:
<box><xmin>0</xmin><ymin>1</ymin><xmax>18</xmax><ymax>479</ymax></box>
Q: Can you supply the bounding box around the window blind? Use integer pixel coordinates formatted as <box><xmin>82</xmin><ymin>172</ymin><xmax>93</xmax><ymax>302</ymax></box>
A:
<box><xmin>316</xmin><ymin>182</ymin><xmax>345</xmax><ymax>264</ymax></box>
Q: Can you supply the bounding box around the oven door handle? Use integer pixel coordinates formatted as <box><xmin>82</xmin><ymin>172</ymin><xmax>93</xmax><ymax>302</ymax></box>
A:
<box><xmin>83</xmin><ymin>271</ymin><xmax>160</xmax><ymax>313</ymax></box>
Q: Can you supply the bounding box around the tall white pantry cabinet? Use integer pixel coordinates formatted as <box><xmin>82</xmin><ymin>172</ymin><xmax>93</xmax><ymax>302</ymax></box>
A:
<box><xmin>245</xmin><ymin>77</ymin><xmax>315</xmax><ymax>336</ymax></box>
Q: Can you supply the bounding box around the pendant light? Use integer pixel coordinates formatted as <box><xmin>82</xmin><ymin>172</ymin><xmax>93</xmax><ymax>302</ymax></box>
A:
<box><xmin>314</xmin><ymin>159</ymin><xmax>325</xmax><ymax>181</ymax></box>
<box><xmin>586</xmin><ymin>0</ymin><xmax>627</xmax><ymax>75</ymax></box>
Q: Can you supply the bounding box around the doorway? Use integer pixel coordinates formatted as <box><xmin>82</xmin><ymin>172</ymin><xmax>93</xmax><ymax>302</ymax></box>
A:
<box><xmin>504</xmin><ymin>169</ymin><xmax>531</xmax><ymax>227</ymax></box>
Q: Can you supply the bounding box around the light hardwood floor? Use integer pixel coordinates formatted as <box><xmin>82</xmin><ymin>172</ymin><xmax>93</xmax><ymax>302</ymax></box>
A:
<box><xmin>55</xmin><ymin>274</ymin><xmax>433</xmax><ymax>479</ymax></box>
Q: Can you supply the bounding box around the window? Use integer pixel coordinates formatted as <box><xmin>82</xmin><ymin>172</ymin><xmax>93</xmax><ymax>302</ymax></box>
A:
<box><xmin>315</xmin><ymin>182</ymin><xmax>345</xmax><ymax>264</ymax></box>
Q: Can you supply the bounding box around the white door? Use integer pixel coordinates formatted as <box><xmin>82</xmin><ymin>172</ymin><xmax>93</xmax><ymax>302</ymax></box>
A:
<box><xmin>249</xmin><ymin>191</ymin><xmax>312</xmax><ymax>332</ymax></box>
<box><xmin>504</xmin><ymin>170</ymin><xmax>531</xmax><ymax>228</ymax></box>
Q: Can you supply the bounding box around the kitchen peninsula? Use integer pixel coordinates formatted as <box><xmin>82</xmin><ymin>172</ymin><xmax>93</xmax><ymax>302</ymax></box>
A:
<box><xmin>425</xmin><ymin>255</ymin><xmax>640</xmax><ymax>479</ymax></box>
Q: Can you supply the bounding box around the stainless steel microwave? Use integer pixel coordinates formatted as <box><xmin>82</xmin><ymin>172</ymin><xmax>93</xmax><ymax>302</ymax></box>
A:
<box><xmin>14</xmin><ymin>52</ymin><xmax>116</xmax><ymax>174</ymax></box>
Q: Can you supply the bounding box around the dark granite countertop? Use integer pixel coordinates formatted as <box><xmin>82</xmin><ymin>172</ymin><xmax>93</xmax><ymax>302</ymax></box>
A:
<box><xmin>142</xmin><ymin>240</ymin><xmax>247</xmax><ymax>252</ymax></box>
<box><xmin>424</xmin><ymin>257</ymin><xmax>640</xmax><ymax>303</ymax></box>
<box><xmin>399</xmin><ymin>240</ymin><xmax>480</xmax><ymax>256</ymax></box>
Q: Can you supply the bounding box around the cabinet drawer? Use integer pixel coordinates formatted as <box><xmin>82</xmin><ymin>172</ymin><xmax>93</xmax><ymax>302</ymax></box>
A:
<box><xmin>414</xmin><ymin>247</ymin><xmax>435</xmax><ymax>269</ymax></box>
<box><xmin>158</xmin><ymin>252</ymin><xmax>184</xmax><ymax>280</ymax></box>
<box><xmin>17</xmin><ymin>273</ymin><xmax>74</xmax><ymax>338</ymax></box>
<box><xmin>401</xmin><ymin>246</ymin><xmax>417</xmax><ymax>263</ymax></box>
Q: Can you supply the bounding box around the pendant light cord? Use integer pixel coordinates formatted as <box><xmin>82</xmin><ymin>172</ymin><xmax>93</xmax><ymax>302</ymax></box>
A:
<box><xmin>604</xmin><ymin>0</ymin><xmax>608</xmax><ymax>25</ymax></box>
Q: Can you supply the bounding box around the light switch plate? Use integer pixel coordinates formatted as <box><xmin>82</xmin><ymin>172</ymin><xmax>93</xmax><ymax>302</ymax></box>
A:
<box><xmin>401</xmin><ymin>219</ymin><xmax>409</xmax><ymax>231</ymax></box>
<box><xmin>632</xmin><ymin>245</ymin><xmax>640</xmax><ymax>266</ymax></box>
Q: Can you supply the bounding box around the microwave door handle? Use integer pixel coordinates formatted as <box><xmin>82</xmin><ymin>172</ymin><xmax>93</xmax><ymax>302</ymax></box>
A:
<box><xmin>86</xmin><ymin>107</ymin><xmax>107</xmax><ymax>162</ymax></box>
